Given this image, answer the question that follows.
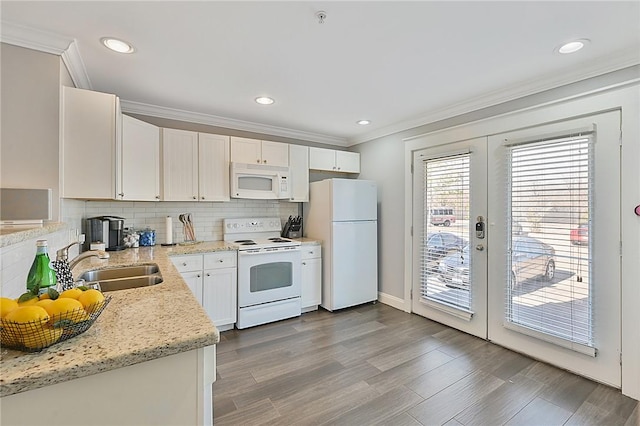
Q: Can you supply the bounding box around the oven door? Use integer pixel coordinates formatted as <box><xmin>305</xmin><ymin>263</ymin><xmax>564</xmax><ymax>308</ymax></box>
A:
<box><xmin>237</xmin><ymin>249</ymin><xmax>301</xmax><ymax>307</ymax></box>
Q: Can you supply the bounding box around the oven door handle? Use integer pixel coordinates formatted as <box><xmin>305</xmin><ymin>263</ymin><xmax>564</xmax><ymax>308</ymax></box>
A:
<box><xmin>238</xmin><ymin>248</ymin><xmax>301</xmax><ymax>256</ymax></box>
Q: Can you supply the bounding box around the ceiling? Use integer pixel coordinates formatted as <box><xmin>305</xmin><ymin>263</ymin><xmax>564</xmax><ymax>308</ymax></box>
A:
<box><xmin>2</xmin><ymin>1</ymin><xmax>639</xmax><ymax>146</ymax></box>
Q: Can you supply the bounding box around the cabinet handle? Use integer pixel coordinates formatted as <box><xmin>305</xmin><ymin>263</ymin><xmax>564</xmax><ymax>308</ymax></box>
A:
<box><xmin>192</xmin><ymin>196</ymin><xmax>197</xmax><ymax>200</ymax></box>
<box><xmin>219</xmin><ymin>259</ymin><xmax>224</xmax><ymax>263</ymax></box>
<box><xmin>155</xmin><ymin>195</ymin><xmax>160</xmax><ymax>199</ymax></box>
<box><xmin>201</xmin><ymin>196</ymin><xmax>205</xmax><ymax>200</ymax></box>
<box><xmin>182</xmin><ymin>262</ymin><xmax>187</xmax><ymax>266</ymax></box>
<box><xmin>206</xmin><ymin>273</ymin><xmax>210</xmax><ymax>277</ymax></box>
<box><xmin>264</xmin><ymin>159</ymin><xmax>267</xmax><ymax>164</ymax></box>
<box><xmin>118</xmin><ymin>193</ymin><xmax>125</xmax><ymax>197</ymax></box>
<box><xmin>333</xmin><ymin>166</ymin><xmax>336</xmax><ymax>170</ymax></box>
<box><xmin>337</xmin><ymin>167</ymin><xmax>341</xmax><ymax>170</ymax></box>
<box><xmin>256</xmin><ymin>159</ymin><xmax>260</xmax><ymax>163</ymax></box>
<box><xmin>197</xmin><ymin>274</ymin><xmax>201</xmax><ymax>278</ymax></box>
<box><xmin>302</xmin><ymin>262</ymin><xmax>307</xmax><ymax>265</ymax></box>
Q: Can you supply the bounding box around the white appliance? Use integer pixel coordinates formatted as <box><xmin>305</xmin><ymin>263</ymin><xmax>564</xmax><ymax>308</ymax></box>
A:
<box><xmin>230</xmin><ymin>162</ymin><xmax>290</xmax><ymax>200</ymax></box>
<box><xmin>304</xmin><ymin>179</ymin><xmax>378</xmax><ymax>311</ymax></box>
<box><xmin>224</xmin><ymin>217</ymin><xmax>301</xmax><ymax>329</ymax></box>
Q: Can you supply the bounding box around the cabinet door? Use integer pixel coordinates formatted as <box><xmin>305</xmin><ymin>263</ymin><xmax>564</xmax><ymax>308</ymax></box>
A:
<box><xmin>336</xmin><ymin>151</ymin><xmax>360</xmax><ymax>173</ymax></box>
<box><xmin>180</xmin><ymin>270</ymin><xmax>203</xmax><ymax>305</ymax></box>
<box><xmin>288</xmin><ymin>144</ymin><xmax>309</xmax><ymax>202</ymax></box>
<box><xmin>62</xmin><ymin>87</ymin><xmax>119</xmax><ymax>199</ymax></box>
<box><xmin>161</xmin><ymin>128</ymin><xmax>199</xmax><ymax>201</ymax></box>
<box><xmin>230</xmin><ymin>137</ymin><xmax>262</xmax><ymax>164</ymax></box>
<box><xmin>301</xmin><ymin>257</ymin><xmax>322</xmax><ymax>308</ymax></box>
<box><xmin>198</xmin><ymin>133</ymin><xmax>230</xmax><ymax>201</ymax></box>
<box><xmin>309</xmin><ymin>147</ymin><xmax>336</xmax><ymax>171</ymax></box>
<box><xmin>120</xmin><ymin>115</ymin><xmax>160</xmax><ymax>201</ymax></box>
<box><xmin>261</xmin><ymin>141</ymin><xmax>289</xmax><ymax>167</ymax></box>
<box><xmin>203</xmin><ymin>267</ymin><xmax>237</xmax><ymax>327</ymax></box>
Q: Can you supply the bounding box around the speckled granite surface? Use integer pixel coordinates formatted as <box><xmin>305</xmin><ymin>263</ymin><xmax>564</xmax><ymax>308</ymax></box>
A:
<box><xmin>0</xmin><ymin>223</ymin><xmax>66</xmax><ymax>247</ymax></box>
<box><xmin>0</xmin><ymin>244</ymin><xmax>229</xmax><ymax>397</ymax></box>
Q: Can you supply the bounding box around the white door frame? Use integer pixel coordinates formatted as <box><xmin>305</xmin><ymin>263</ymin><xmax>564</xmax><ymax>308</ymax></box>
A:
<box><xmin>403</xmin><ymin>83</ymin><xmax>640</xmax><ymax>399</ymax></box>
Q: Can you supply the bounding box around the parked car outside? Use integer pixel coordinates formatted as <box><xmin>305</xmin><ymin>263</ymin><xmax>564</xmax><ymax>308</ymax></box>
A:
<box><xmin>438</xmin><ymin>236</ymin><xmax>556</xmax><ymax>290</ymax></box>
<box><xmin>570</xmin><ymin>224</ymin><xmax>588</xmax><ymax>245</ymax></box>
<box><xmin>425</xmin><ymin>232</ymin><xmax>467</xmax><ymax>271</ymax></box>
<box><xmin>429</xmin><ymin>207</ymin><xmax>456</xmax><ymax>227</ymax></box>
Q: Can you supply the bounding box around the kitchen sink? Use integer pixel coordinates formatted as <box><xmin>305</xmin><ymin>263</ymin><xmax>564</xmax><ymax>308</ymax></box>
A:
<box><xmin>78</xmin><ymin>264</ymin><xmax>163</xmax><ymax>292</ymax></box>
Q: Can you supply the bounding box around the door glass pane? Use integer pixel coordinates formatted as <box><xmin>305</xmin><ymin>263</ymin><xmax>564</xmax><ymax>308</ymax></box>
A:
<box><xmin>507</xmin><ymin>136</ymin><xmax>593</xmax><ymax>347</ymax></box>
<box><xmin>420</xmin><ymin>154</ymin><xmax>471</xmax><ymax>310</ymax></box>
<box><xmin>238</xmin><ymin>176</ymin><xmax>274</xmax><ymax>191</ymax></box>
<box><xmin>250</xmin><ymin>262</ymin><xmax>293</xmax><ymax>292</ymax></box>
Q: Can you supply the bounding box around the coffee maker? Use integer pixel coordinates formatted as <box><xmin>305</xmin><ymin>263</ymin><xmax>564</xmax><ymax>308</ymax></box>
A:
<box><xmin>84</xmin><ymin>216</ymin><xmax>126</xmax><ymax>251</ymax></box>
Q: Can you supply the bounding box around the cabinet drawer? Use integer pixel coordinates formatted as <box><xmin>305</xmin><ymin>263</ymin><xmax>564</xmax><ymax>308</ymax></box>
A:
<box><xmin>301</xmin><ymin>245</ymin><xmax>321</xmax><ymax>260</ymax></box>
<box><xmin>171</xmin><ymin>254</ymin><xmax>203</xmax><ymax>272</ymax></box>
<box><xmin>204</xmin><ymin>251</ymin><xmax>237</xmax><ymax>269</ymax></box>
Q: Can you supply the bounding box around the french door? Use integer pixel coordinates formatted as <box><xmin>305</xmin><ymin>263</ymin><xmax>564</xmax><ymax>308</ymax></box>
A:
<box><xmin>411</xmin><ymin>111</ymin><xmax>621</xmax><ymax>387</ymax></box>
<box><xmin>411</xmin><ymin>137</ymin><xmax>488</xmax><ymax>338</ymax></box>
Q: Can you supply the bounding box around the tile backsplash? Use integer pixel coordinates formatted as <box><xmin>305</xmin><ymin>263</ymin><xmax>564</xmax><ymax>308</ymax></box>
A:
<box><xmin>0</xmin><ymin>198</ymin><xmax>300</xmax><ymax>298</ymax></box>
<box><xmin>83</xmin><ymin>199</ymin><xmax>299</xmax><ymax>244</ymax></box>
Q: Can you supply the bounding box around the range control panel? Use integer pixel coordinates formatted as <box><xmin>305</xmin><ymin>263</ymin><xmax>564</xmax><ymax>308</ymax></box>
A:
<box><xmin>223</xmin><ymin>217</ymin><xmax>282</xmax><ymax>233</ymax></box>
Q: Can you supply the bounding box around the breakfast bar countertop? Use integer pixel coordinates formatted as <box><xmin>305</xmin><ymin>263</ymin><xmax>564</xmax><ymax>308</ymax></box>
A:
<box><xmin>0</xmin><ymin>245</ymin><xmax>227</xmax><ymax>398</ymax></box>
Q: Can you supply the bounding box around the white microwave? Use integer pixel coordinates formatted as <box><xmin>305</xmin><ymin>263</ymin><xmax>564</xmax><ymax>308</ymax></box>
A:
<box><xmin>230</xmin><ymin>162</ymin><xmax>290</xmax><ymax>200</ymax></box>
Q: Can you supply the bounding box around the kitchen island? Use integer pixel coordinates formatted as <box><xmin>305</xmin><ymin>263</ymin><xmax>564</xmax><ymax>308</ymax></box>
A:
<box><xmin>0</xmin><ymin>243</ymin><xmax>232</xmax><ymax>425</ymax></box>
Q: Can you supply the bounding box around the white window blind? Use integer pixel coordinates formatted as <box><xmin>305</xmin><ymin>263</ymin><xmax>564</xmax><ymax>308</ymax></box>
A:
<box><xmin>506</xmin><ymin>135</ymin><xmax>593</xmax><ymax>349</ymax></box>
<box><xmin>420</xmin><ymin>154</ymin><xmax>471</xmax><ymax>312</ymax></box>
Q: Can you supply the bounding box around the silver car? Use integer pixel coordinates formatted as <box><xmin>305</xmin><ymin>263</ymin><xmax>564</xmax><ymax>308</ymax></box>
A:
<box><xmin>438</xmin><ymin>236</ymin><xmax>556</xmax><ymax>290</ymax></box>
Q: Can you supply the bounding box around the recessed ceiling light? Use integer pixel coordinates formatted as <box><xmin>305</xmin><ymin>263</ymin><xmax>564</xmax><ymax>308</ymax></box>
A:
<box><xmin>101</xmin><ymin>37</ymin><xmax>135</xmax><ymax>53</ymax></box>
<box><xmin>557</xmin><ymin>39</ymin><xmax>589</xmax><ymax>54</ymax></box>
<box><xmin>356</xmin><ymin>120</ymin><xmax>371</xmax><ymax>125</ymax></box>
<box><xmin>255</xmin><ymin>97</ymin><xmax>275</xmax><ymax>105</ymax></box>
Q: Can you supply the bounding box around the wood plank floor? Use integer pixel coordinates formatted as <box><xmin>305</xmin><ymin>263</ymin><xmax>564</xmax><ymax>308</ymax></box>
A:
<box><xmin>213</xmin><ymin>304</ymin><xmax>638</xmax><ymax>425</ymax></box>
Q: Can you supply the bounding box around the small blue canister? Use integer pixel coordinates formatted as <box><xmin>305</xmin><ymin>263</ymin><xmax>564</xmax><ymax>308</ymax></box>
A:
<box><xmin>140</xmin><ymin>228</ymin><xmax>156</xmax><ymax>246</ymax></box>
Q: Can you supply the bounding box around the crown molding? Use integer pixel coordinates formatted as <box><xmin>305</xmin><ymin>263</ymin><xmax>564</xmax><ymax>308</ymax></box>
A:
<box><xmin>349</xmin><ymin>47</ymin><xmax>640</xmax><ymax>146</ymax></box>
<box><xmin>1</xmin><ymin>20</ymin><xmax>92</xmax><ymax>90</ymax></box>
<box><xmin>0</xmin><ymin>20</ymin><xmax>71</xmax><ymax>54</ymax></box>
<box><xmin>120</xmin><ymin>100</ymin><xmax>348</xmax><ymax>146</ymax></box>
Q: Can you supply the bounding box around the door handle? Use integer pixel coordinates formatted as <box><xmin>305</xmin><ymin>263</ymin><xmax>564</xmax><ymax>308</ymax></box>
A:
<box><xmin>475</xmin><ymin>244</ymin><xmax>484</xmax><ymax>251</ymax></box>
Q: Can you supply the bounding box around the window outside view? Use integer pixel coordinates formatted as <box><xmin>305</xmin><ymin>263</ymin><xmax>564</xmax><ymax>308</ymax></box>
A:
<box><xmin>420</xmin><ymin>137</ymin><xmax>592</xmax><ymax>348</ymax></box>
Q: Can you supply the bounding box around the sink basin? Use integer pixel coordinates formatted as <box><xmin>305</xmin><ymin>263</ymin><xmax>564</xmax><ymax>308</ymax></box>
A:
<box><xmin>79</xmin><ymin>264</ymin><xmax>160</xmax><ymax>281</ymax></box>
<box><xmin>78</xmin><ymin>264</ymin><xmax>163</xmax><ymax>292</ymax></box>
<box><xmin>94</xmin><ymin>275</ymin><xmax>164</xmax><ymax>292</ymax></box>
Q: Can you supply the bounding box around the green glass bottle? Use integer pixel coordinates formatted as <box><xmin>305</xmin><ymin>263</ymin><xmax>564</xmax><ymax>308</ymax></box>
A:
<box><xmin>26</xmin><ymin>240</ymin><xmax>57</xmax><ymax>294</ymax></box>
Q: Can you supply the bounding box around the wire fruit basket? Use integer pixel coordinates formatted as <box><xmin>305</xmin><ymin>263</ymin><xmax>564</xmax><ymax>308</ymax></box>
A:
<box><xmin>0</xmin><ymin>296</ymin><xmax>111</xmax><ymax>353</ymax></box>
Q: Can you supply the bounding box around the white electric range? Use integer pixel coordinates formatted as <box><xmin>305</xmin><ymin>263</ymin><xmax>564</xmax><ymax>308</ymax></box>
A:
<box><xmin>224</xmin><ymin>217</ymin><xmax>301</xmax><ymax>329</ymax></box>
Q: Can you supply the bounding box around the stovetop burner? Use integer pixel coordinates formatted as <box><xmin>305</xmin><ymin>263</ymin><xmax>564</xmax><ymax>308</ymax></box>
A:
<box><xmin>235</xmin><ymin>239</ymin><xmax>257</xmax><ymax>245</ymax></box>
<box><xmin>268</xmin><ymin>238</ymin><xmax>291</xmax><ymax>243</ymax></box>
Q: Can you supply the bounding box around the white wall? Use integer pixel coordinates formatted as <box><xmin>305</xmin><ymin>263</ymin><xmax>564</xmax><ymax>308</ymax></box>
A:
<box><xmin>1</xmin><ymin>43</ymin><xmax>61</xmax><ymax>221</ymax></box>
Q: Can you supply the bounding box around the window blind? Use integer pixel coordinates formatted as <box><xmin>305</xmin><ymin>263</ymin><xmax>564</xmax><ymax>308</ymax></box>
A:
<box><xmin>420</xmin><ymin>154</ymin><xmax>472</xmax><ymax>312</ymax></box>
<box><xmin>506</xmin><ymin>136</ymin><xmax>593</xmax><ymax>348</ymax></box>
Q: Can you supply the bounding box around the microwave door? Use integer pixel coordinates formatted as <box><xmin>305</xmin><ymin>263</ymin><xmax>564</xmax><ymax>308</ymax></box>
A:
<box><xmin>234</xmin><ymin>173</ymin><xmax>277</xmax><ymax>199</ymax></box>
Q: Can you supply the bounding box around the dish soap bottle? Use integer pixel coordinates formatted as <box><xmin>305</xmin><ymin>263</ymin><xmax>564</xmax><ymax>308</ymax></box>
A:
<box><xmin>26</xmin><ymin>240</ymin><xmax>57</xmax><ymax>295</ymax></box>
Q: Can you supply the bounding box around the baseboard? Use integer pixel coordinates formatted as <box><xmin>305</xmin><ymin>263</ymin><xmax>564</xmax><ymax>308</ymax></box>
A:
<box><xmin>377</xmin><ymin>292</ymin><xmax>407</xmax><ymax>312</ymax></box>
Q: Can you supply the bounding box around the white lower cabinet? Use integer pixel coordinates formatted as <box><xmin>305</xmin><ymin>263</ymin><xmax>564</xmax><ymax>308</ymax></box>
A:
<box><xmin>172</xmin><ymin>251</ymin><xmax>237</xmax><ymax>331</ymax></box>
<box><xmin>301</xmin><ymin>244</ymin><xmax>322</xmax><ymax>312</ymax></box>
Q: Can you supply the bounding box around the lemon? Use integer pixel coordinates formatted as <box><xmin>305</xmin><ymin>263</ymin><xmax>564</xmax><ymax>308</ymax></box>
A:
<box><xmin>35</xmin><ymin>299</ymin><xmax>54</xmax><ymax>309</ymax></box>
<box><xmin>44</xmin><ymin>298</ymin><xmax>88</xmax><ymax>323</ymax></box>
<box><xmin>0</xmin><ymin>297</ymin><xmax>18</xmax><ymax>318</ymax></box>
<box><xmin>59</xmin><ymin>288</ymin><xmax>83</xmax><ymax>300</ymax></box>
<box><xmin>22</xmin><ymin>326</ymin><xmax>63</xmax><ymax>349</ymax></box>
<box><xmin>4</xmin><ymin>305</ymin><xmax>50</xmax><ymax>325</ymax></box>
<box><xmin>78</xmin><ymin>289</ymin><xmax>105</xmax><ymax>314</ymax></box>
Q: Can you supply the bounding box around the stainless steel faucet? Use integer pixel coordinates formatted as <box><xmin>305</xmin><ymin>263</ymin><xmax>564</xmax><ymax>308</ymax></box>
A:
<box><xmin>56</xmin><ymin>237</ymin><xmax>110</xmax><ymax>270</ymax></box>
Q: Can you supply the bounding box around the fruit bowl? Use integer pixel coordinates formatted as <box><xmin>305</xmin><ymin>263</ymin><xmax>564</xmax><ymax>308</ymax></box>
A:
<box><xmin>0</xmin><ymin>296</ymin><xmax>111</xmax><ymax>353</ymax></box>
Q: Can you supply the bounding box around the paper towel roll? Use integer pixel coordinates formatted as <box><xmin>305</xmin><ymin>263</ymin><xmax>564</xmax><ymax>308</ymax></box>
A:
<box><xmin>165</xmin><ymin>216</ymin><xmax>173</xmax><ymax>245</ymax></box>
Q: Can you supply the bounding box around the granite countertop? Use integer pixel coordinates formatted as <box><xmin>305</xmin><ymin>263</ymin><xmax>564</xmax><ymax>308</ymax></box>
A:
<box><xmin>0</xmin><ymin>244</ymin><xmax>232</xmax><ymax>398</ymax></box>
<box><xmin>0</xmin><ymin>222</ymin><xmax>66</xmax><ymax>248</ymax></box>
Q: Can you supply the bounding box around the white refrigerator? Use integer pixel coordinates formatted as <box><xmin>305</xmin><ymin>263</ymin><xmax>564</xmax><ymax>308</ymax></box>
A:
<box><xmin>304</xmin><ymin>178</ymin><xmax>378</xmax><ymax>311</ymax></box>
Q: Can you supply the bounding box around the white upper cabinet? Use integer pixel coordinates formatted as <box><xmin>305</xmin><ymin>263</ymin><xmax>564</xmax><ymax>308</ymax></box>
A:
<box><xmin>230</xmin><ymin>137</ymin><xmax>289</xmax><ymax>167</ymax></box>
<box><xmin>161</xmin><ymin>128</ymin><xmax>199</xmax><ymax>201</ymax></box>
<box><xmin>119</xmin><ymin>115</ymin><xmax>160</xmax><ymax>201</ymax></box>
<box><xmin>289</xmin><ymin>144</ymin><xmax>309</xmax><ymax>202</ymax></box>
<box><xmin>198</xmin><ymin>133</ymin><xmax>230</xmax><ymax>201</ymax></box>
<box><xmin>61</xmin><ymin>86</ymin><xmax>121</xmax><ymax>199</ymax></box>
<box><xmin>309</xmin><ymin>147</ymin><xmax>360</xmax><ymax>173</ymax></box>
<box><xmin>161</xmin><ymin>128</ymin><xmax>230</xmax><ymax>201</ymax></box>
